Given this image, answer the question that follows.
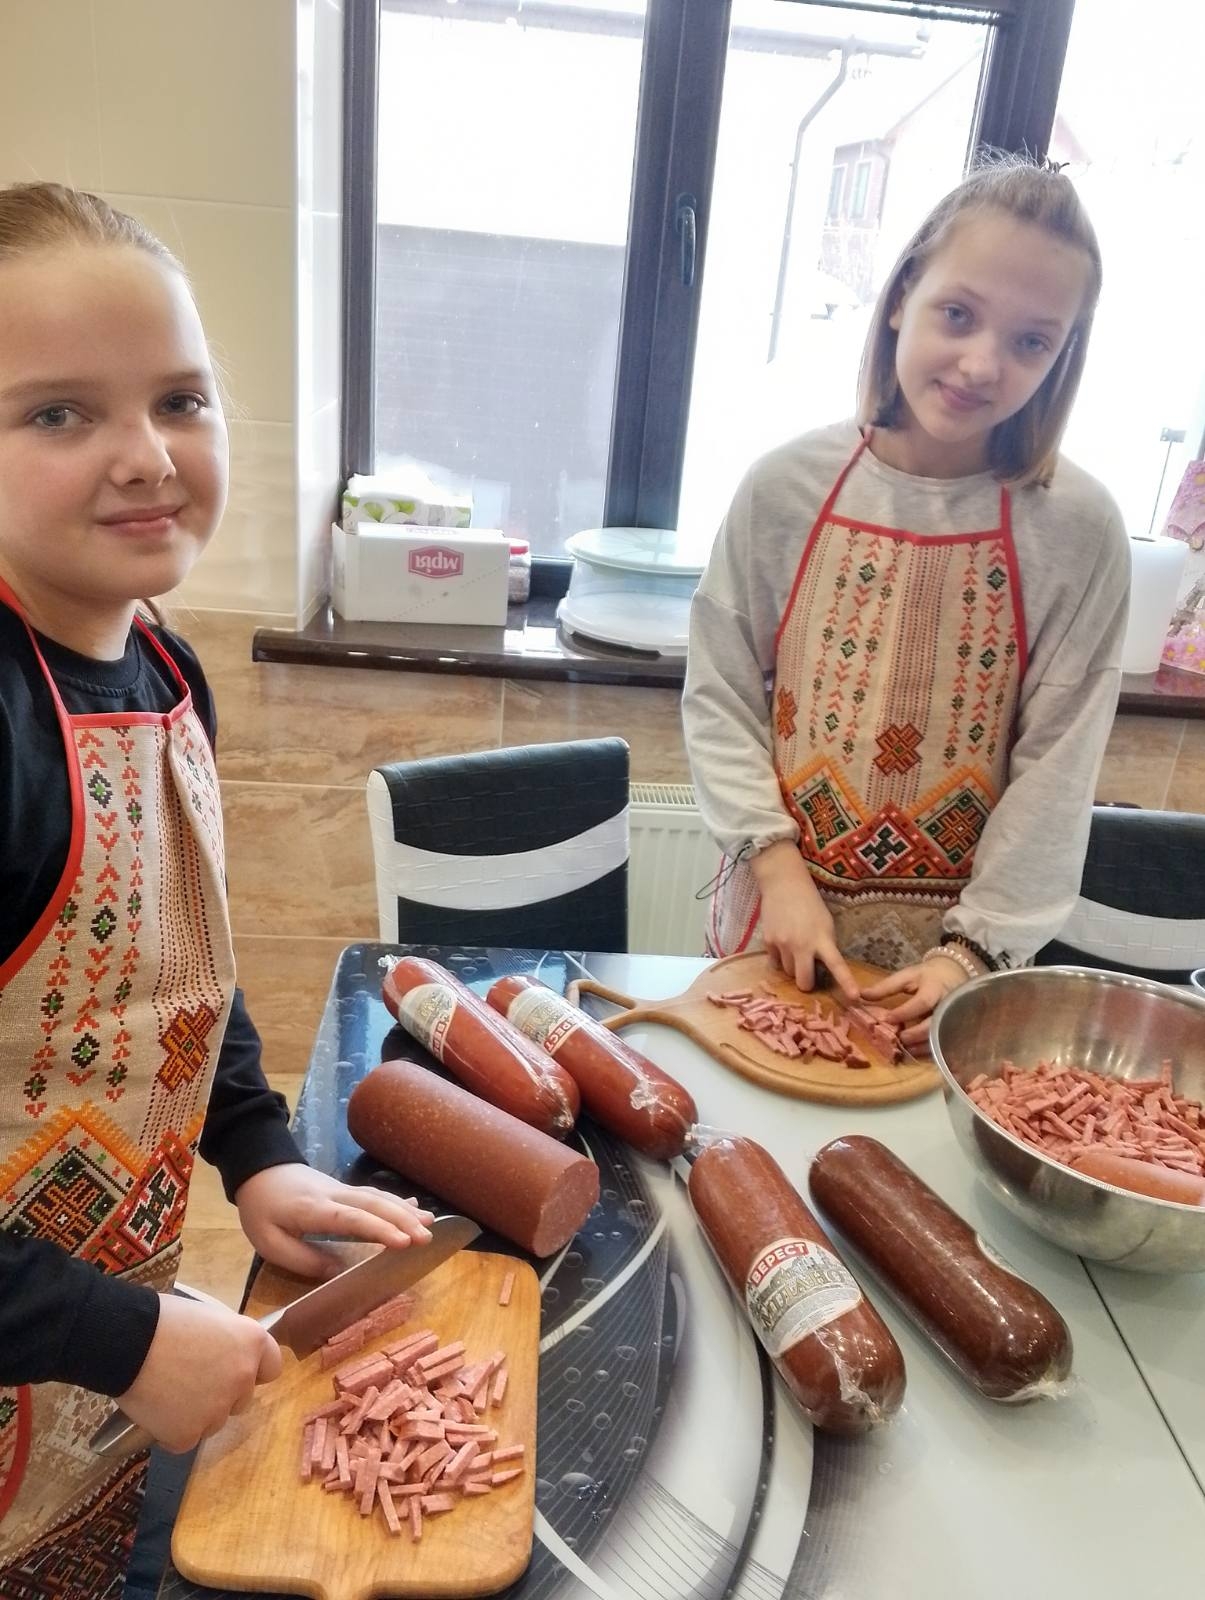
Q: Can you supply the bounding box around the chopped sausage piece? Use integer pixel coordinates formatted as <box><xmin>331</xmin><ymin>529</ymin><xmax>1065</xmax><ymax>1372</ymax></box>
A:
<box><xmin>706</xmin><ymin>988</ymin><xmax>904</xmax><ymax>1066</ymax></box>
<box><xmin>377</xmin><ymin>1479</ymin><xmax>401</xmax><ymax>1535</ymax></box>
<box><xmin>498</xmin><ymin>1272</ymin><xmax>515</xmax><ymax>1307</ymax></box>
<box><xmin>968</xmin><ymin>1059</ymin><xmax>1205</xmax><ymax>1195</ymax></box>
<box><xmin>299</xmin><ymin>1314</ymin><xmax>527</xmax><ymax>1535</ymax></box>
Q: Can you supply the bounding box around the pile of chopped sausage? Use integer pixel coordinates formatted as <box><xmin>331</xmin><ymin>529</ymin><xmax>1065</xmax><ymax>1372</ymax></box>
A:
<box><xmin>707</xmin><ymin>987</ymin><xmax>903</xmax><ymax>1067</ymax></box>
<box><xmin>300</xmin><ymin>1275</ymin><xmax>523</xmax><ymax>1540</ymax></box>
<box><xmin>968</xmin><ymin>1059</ymin><xmax>1205</xmax><ymax>1177</ymax></box>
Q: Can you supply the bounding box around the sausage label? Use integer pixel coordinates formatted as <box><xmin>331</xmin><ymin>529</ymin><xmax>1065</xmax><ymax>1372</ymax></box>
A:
<box><xmin>505</xmin><ymin>987</ymin><xmax>581</xmax><ymax>1056</ymax></box>
<box><xmin>397</xmin><ymin>982</ymin><xmax>457</xmax><ymax>1061</ymax></box>
<box><xmin>745</xmin><ymin>1237</ymin><xmax>862</xmax><ymax>1356</ymax></box>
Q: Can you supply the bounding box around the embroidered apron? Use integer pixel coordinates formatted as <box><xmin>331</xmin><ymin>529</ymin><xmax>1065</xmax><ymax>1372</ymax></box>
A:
<box><xmin>709</xmin><ymin>434</ymin><xmax>1028</xmax><ymax>970</ymax></box>
<box><xmin>0</xmin><ymin>583</ymin><xmax>235</xmax><ymax>1598</ymax></box>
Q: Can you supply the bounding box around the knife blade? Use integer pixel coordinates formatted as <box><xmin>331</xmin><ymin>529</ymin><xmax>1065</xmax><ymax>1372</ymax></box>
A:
<box><xmin>266</xmin><ymin>1214</ymin><xmax>480</xmax><ymax>1358</ymax></box>
<box><xmin>91</xmin><ymin>1214</ymin><xmax>480</xmax><ymax>1459</ymax></box>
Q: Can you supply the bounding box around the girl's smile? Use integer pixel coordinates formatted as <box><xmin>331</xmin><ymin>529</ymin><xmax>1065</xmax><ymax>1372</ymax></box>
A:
<box><xmin>94</xmin><ymin>502</ymin><xmax>187</xmax><ymax>537</ymax></box>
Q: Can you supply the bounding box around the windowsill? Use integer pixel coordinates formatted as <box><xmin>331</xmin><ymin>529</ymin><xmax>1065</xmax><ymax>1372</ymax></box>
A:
<box><xmin>251</xmin><ymin>596</ymin><xmax>684</xmax><ymax>688</ymax></box>
<box><xmin>252</xmin><ymin>603</ymin><xmax>1205</xmax><ymax>716</ymax></box>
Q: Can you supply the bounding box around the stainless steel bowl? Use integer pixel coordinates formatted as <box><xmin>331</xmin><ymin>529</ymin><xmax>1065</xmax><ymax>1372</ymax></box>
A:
<box><xmin>930</xmin><ymin>966</ymin><xmax>1205</xmax><ymax>1272</ymax></box>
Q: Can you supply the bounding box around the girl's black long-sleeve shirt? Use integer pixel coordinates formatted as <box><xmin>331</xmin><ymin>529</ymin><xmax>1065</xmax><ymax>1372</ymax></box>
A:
<box><xmin>0</xmin><ymin>605</ymin><xmax>303</xmax><ymax>1396</ymax></box>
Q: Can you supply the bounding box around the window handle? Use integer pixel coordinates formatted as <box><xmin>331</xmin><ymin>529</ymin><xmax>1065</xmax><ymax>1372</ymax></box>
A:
<box><xmin>675</xmin><ymin>194</ymin><xmax>697</xmax><ymax>288</ymax></box>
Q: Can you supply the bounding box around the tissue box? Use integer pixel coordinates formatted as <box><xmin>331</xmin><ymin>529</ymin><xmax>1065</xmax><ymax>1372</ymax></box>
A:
<box><xmin>331</xmin><ymin>524</ymin><xmax>509</xmax><ymax>625</ymax></box>
<box><xmin>341</xmin><ymin>473</ymin><xmax>472</xmax><ymax>534</ymax></box>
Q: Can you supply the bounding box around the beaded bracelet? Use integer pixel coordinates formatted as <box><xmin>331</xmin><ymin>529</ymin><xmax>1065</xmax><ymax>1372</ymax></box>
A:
<box><xmin>923</xmin><ymin>943</ymin><xmax>982</xmax><ymax>983</ymax></box>
<box><xmin>939</xmin><ymin>931</ymin><xmax>1002</xmax><ymax>973</ymax></box>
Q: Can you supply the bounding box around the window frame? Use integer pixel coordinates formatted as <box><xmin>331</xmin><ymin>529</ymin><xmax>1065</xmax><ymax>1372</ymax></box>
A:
<box><xmin>342</xmin><ymin>0</ymin><xmax>1075</xmax><ymax>585</ymax></box>
<box><xmin>827</xmin><ymin>162</ymin><xmax>847</xmax><ymax>221</ymax></box>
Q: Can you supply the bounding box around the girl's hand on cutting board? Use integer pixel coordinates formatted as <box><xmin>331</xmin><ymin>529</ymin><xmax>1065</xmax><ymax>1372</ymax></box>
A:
<box><xmin>861</xmin><ymin>955</ymin><xmax>969</xmax><ymax>1049</ymax></box>
<box><xmin>751</xmin><ymin>841</ymin><xmax>860</xmax><ymax>1002</ymax></box>
<box><xmin>117</xmin><ymin>1293</ymin><xmax>282</xmax><ymax>1454</ymax></box>
<box><xmin>234</xmin><ymin>1163</ymin><xmax>435</xmax><ymax>1280</ymax></box>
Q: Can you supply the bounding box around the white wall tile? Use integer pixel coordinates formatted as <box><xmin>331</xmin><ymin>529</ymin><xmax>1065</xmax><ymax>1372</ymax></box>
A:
<box><xmin>104</xmin><ymin>193</ymin><xmax>296</xmax><ymax>425</ymax></box>
<box><xmin>310</xmin><ymin>210</ymin><xmax>343</xmax><ymax>414</ymax></box>
<box><xmin>296</xmin><ymin>0</ymin><xmax>317</xmax><ymax>215</ymax></box>
<box><xmin>297</xmin><ymin>400</ymin><xmax>341</xmax><ymax>624</ymax></box>
<box><xmin>314</xmin><ymin>0</ymin><xmax>345</xmax><ymax>216</ymax></box>
<box><xmin>94</xmin><ymin>0</ymin><xmax>295</xmax><ymax>208</ymax></box>
<box><xmin>297</xmin><ymin>204</ymin><xmax>316</xmax><ymax>409</ymax></box>
<box><xmin>0</xmin><ymin>2</ymin><xmax>103</xmax><ymax>190</ymax></box>
<box><xmin>177</xmin><ymin>420</ymin><xmax>297</xmax><ymax>613</ymax></box>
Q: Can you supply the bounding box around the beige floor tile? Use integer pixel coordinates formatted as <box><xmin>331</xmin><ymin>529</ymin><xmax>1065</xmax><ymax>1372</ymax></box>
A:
<box><xmin>223</xmin><ymin>782</ymin><xmax>378</xmax><ymax>939</ymax></box>
<box><xmin>177</xmin><ymin>610</ymin><xmax>506</xmax><ymax>786</ymax></box>
<box><xmin>1095</xmin><ymin>714</ymin><xmax>1186</xmax><ymax>810</ymax></box>
<box><xmin>176</xmin><ymin>1226</ymin><xmax>255</xmax><ymax>1309</ymax></box>
<box><xmin>501</xmin><ymin>679</ymin><xmax>689</xmax><ymax>783</ymax></box>
<box><xmin>1165</xmin><ymin>719</ymin><xmax>1205</xmax><ymax>813</ymax></box>
<box><xmin>235</xmin><ymin>934</ymin><xmax>352</xmax><ymax>1078</ymax></box>
<box><xmin>183</xmin><ymin>1154</ymin><xmax>237</xmax><ymax>1231</ymax></box>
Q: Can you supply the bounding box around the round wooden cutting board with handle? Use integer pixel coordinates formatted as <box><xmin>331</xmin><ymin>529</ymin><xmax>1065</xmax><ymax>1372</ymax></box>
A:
<box><xmin>569</xmin><ymin>951</ymin><xmax>939</xmax><ymax>1105</ymax></box>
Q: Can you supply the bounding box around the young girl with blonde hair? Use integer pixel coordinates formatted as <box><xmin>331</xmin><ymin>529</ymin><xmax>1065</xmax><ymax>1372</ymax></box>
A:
<box><xmin>0</xmin><ymin>182</ymin><xmax>433</xmax><ymax>1597</ymax></box>
<box><xmin>685</xmin><ymin>158</ymin><xmax>1129</xmax><ymax>1047</ymax></box>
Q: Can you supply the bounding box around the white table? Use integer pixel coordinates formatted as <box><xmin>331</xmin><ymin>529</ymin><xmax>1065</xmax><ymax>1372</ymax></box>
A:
<box><xmin>161</xmin><ymin>945</ymin><xmax>1204</xmax><ymax>1600</ymax></box>
<box><xmin>583</xmin><ymin>953</ymin><xmax>1205</xmax><ymax>1600</ymax></box>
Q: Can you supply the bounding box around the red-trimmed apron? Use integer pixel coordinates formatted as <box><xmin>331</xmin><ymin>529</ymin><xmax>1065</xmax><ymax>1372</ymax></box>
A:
<box><xmin>709</xmin><ymin>434</ymin><xmax>1028</xmax><ymax>968</ymax></box>
<box><xmin>0</xmin><ymin>581</ymin><xmax>235</xmax><ymax>1598</ymax></box>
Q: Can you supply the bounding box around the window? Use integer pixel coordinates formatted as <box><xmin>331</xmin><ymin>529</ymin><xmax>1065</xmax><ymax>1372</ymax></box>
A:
<box><xmin>678</xmin><ymin>2</ymin><xmax>991</xmax><ymax>541</ymax></box>
<box><xmin>368</xmin><ymin>0</ymin><xmax>645</xmax><ymax>555</ymax></box>
<box><xmin>345</xmin><ymin>1</ymin><xmax>1074</xmax><ymax>572</ymax></box>
<box><xmin>1053</xmin><ymin>0</ymin><xmax>1205</xmax><ymax>539</ymax></box>
<box><xmin>849</xmin><ymin>159</ymin><xmax>872</xmax><ymax>221</ymax></box>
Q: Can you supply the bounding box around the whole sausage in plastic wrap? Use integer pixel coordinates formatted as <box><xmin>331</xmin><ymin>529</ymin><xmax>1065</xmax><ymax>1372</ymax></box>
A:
<box><xmin>809</xmin><ymin>1135</ymin><xmax>1073</xmax><ymax>1401</ymax></box>
<box><xmin>348</xmin><ymin>1058</ymin><xmax>599</xmax><ymax>1256</ymax></box>
<box><xmin>487</xmin><ymin>974</ymin><xmax>698</xmax><ymax>1160</ymax></box>
<box><xmin>382</xmin><ymin>956</ymin><xmax>579</xmax><ymax>1137</ymax></box>
<box><xmin>688</xmin><ymin>1135</ymin><xmax>905</xmax><ymax>1434</ymax></box>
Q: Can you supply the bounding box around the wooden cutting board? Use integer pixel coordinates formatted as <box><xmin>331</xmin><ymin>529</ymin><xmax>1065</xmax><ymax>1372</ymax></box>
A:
<box><xmin>570</xmin><ymin>950</ymin><xmax>939</xmax><ymax>1106</ymax></box>
<box><xmin>172</xmin><ymin>1250</ymin><xmax>538</xmax><ymax>1600</ymax></box>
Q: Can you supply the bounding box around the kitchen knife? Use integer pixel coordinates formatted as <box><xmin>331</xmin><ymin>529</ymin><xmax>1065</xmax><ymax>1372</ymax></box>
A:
<box><xmin>91</xmin><ymin>1213</ymin><xmax>480</xmax><ymax>1460</ymax></box>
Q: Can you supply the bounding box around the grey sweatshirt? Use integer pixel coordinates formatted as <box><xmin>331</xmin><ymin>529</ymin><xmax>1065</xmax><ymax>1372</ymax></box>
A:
<box><xmin>683</xmin><ymin>419</ymin><xmax>1131</xmax><ymax>966</ymax></box>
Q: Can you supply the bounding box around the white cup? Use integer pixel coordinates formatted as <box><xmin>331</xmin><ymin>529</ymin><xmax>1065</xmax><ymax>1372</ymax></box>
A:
<box><xmin>1192</xmin><ymin>968</ymin><xmax>1205</xmax><ymax>998</ymax></box>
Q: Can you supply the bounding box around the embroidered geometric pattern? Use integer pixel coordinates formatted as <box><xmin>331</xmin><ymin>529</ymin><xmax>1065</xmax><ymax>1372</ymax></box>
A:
<box><xmin>0</xmin><ymin>620</ymin><xmax>235</xmax><ymax>1577</ymax></box>
<box><xmin>917</xmin><ymin>784</ymin><xmax>992</xmax><ymax>866</ymax></box>
<box><xmin>0</xmin><ymin>1453</ymin><xmax>148</xmax><ymax>1599</ymax></box>
<box><xmin>775</xmin><ymin>686</ymin><xmax>797</xmax><ymax>741</ymax></box>
<box><xmin>791</xmin><ymin>765</ymin><xmax>861</xmax><ymax>851</ymax></box>
<box><xmin>83</xmin><ymin>1130</ymin><xmax>193</xmax><ymax>1275</ymax></box>
<box><xmin>0</xmin><ymin>1104</ymin><xmax>144</xmax><ymax>1252</ymax></box>
<box><xmin>873</xmin><ymin>721</ymin><xmax>923</xmax><ymax>775</ymax></box>
<box><xmin>708</xmin><ymin>447</ymin><xmax>1022</xmax><ymax>965</ymax></box>
<box><xmin>156</xmin><ymin>1003</ymin><xmax>218</xmax><ymax>1094</ymax></box>
<box><xmin>784</xmin><ymin>758</ymin><xmax>997</xmax><ymax>900</ymax></box>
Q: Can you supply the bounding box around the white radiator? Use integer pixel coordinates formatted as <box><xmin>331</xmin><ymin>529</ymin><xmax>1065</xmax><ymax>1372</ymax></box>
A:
<box><xmin>627</xmin><ymin>783</ymin><xmax>719</xmax><ymax>956</ymax></box>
